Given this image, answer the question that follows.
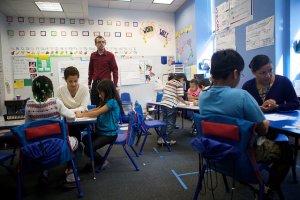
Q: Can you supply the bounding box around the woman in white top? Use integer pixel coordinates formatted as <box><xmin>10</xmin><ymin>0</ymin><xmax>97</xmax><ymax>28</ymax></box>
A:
<box><xmin>57</xmin><ymin>66</ymin><xmax>90</xmax><ymax>112</ymax></box>
<box><xmin>56</xmin><ymin>66</ymin><xmax>90</xmax><ymax>147</ymax></box>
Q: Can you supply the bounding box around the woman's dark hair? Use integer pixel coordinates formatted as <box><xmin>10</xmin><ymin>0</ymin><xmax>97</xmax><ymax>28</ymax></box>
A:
<box><xmin>32</xmin><ymin>76</ymin><xmax>53</xmax><ymax>102</ymax></box>
<box><xmin>190</xmin><ymin>79</ymin><xmax>199</xmax><ymax>85</ymax></box>
<box><xmin>64</xmin><ymin>66</ymin><xmax>79</xmax><ymax>80</ymax></box>
<box><xmin>174</xmin><ymin>73</ymin><xmax>187</xmax><ymax>82</ymax></box>
<box><xmin>249</xmin><ymin>55</ymin><xmax>271</xmax><ymax>72</ymax></box>
<box><xmin>97</xmin><ymin>80</ymin><xmax>124</xmax><ymax>114</ymax></box>
<box><xmin>210</xmin><ymin>49</ymin><xmax>244</xmax><ymax>80</ymax></box>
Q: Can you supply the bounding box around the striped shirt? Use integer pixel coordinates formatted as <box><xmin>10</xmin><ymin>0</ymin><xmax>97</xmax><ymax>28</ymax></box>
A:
<box><xmin>161</xmin><ymin>79</ymin><xmax>184</xmax><ymax>108</ymax></box>
<box><xmin>25</xmin><ymin>98</ymin><xmax>75</xmax><ymax>122</ymax></box>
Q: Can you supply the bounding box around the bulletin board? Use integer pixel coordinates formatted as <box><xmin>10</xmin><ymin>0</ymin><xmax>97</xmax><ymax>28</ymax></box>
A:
<box><xmin>12</xmin><ymin>55</ymin><xmax>170</xmax><ymax>99</ymax></box>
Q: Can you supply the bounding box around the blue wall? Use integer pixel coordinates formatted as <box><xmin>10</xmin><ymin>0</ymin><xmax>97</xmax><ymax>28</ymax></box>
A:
<box><xmin>290</xmin><ymin>0</ymin><xmax>300</xmax><ymax>81</ymax></box>
<box><xmin>175</xmin><ymin>0</ymin><xmax>196</xmax><ymax>65</ymax></box>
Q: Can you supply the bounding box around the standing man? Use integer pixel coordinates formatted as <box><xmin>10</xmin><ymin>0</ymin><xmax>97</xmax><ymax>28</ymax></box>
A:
<box><xmin>88</xmin><ymin>36</ymin><xmax>118</xmax><ymax>106</ymax></box>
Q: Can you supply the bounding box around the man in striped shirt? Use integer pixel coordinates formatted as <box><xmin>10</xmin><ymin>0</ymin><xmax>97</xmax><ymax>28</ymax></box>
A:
<box><xmin>159</xmin><ymin>73</ymin><xmax>189</xmax><ymax>145</ymax></box>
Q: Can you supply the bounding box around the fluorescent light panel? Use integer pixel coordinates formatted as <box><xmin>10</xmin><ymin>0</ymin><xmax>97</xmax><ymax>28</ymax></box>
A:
<box><xmin>153</xmin><ymin>0</ymin><xmax>174</xmax><ymax>5</ymax></box>
<box><xmin>35</xmin><ymin>2</ymin><xmax>63</xmax><ymax>12</ymax></box>
<box><xmin>116</xmin><ymin>0</ymin><xmax>131</xmax><ymax>1</ymax></box>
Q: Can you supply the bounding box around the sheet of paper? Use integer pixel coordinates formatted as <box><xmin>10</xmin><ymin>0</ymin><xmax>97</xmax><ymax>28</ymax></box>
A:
<box><xmin>265</xmin><ymin>113</ymin><xmax>297</xmax><ymax>121</ymax></box>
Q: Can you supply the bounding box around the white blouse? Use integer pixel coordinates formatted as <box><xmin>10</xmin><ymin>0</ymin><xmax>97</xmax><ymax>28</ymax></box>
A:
<box><xmin>56</xmin><ymin>84</ymin><xmax>90</xmax><ymax>112</ymax></box>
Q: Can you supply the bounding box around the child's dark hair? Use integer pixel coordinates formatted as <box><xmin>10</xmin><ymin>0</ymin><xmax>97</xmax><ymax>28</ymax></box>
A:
<box><xmin>249</xmin><ymin>54</ymin><xmax>271</xmax><ymax>72</ymax></box>
<box><xmin>190</xmin><ymin>79</ymin><xmax>199</xmax><ymax>85</ymax></box>
<box><xmin>97</xmin><ymin>80</ymin><xmax>124</xmax><ymax>114</ymax></box>
<box><xmin>168</xmin><ymin>73</ymin><xmax>175</xmax><ymax>81</ymax></box>
<box><xmin>174</xmin><ymin>73</ymin><xmax>187</xmax><ymax>82</ymax></box>
<box><xmin>210</xmin><ymin>49</ymin><xmax>244</xmax><ymax>80</ymax></box>
<box><xmin>32</xmin><ymin>75</ymin><xmax>53</xmax><ymax>102</ymax></box>
<box><xmin>64</xmin><ymin>66</ymin><xmax>79</xmax><ymax>79</ymax></box>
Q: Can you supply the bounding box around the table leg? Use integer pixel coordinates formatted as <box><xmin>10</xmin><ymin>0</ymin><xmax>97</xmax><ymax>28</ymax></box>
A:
<box><xmin>87</xmin><ymin>124</ymin><xmax>96</xmax><ymax>180</ymax></box>
<box><xmin>292</xmin><ymin>137</ymin><xmax>299</xmax><ymax>183</ymax></box>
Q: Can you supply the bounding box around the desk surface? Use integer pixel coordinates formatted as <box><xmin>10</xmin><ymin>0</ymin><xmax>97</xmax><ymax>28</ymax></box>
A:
<box><xmin>0</xmin><ymin>117</ymin><xmax>97</xmax><ymax>129</ymax></box>
<box><xmin>147</xmin><ymin>101</ymin><xmax>199</xmax><ymax>111</ymax></box>
<box><xmin>266</xmin><ymin>110</ymin><xmax>300</xmax><ymax>136</ymax></box>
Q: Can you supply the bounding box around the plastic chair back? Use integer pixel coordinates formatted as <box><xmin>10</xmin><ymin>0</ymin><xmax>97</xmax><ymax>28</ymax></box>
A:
<box><xmin>192</xmin><ymin>113</ymin><xmax>262</xmax><ymax>184</ymax></box>
<box><xmin>121</xmin><ymin>92</ymin><xmax>132</xmax><ymax>103</ymax></box>
<box><xmin>11</xmin><ymin>118</ymin><xmax>73</xmax><ymax>169</ymax></box>
<box><xmin>156</xmin><ymin>92</ymin><xmax>163</xmax><ymax>102</ymax></box>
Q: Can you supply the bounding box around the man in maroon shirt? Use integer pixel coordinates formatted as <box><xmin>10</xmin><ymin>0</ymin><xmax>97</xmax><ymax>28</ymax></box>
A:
<box><xmin>88</xmin><ymin>36</ymin><xmax>118</xmax><ymax>106</ymax></box>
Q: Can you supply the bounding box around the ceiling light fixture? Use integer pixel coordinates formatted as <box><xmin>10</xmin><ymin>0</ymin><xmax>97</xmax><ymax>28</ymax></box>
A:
<box><xmin>35</xmin><ymin>2</ymin><xmax>63</xmax><ymax>12</ymax></box>
<box><xmin>153</xmin><ymin>0</ymin><xmax>174</xmax><ymax>5</ymax></box>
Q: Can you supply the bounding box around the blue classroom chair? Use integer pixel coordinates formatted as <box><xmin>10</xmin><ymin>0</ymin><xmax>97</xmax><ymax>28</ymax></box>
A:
<box><xmin>96</xmin><ymin>111</ymin><xmax>140</xmax><ymax>173</ymax></box>
<box><xmin>191</xmin><ymin>113</ymin><xmax>266</xmax><ymax>200</ymax></box>
<box><xmin>11</xmin><ymin>118</ymin><xmax>83</xmax><ymax>198</ymax></box>
<box><xmin>134</xmin><ymin>101</ymin><xmax>170</xmax><ymax>153</ymax></box>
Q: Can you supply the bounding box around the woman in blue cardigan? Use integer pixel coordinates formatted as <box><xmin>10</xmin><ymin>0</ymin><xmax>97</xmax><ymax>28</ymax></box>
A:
<box><xmin>242</xmin><ymin>55</ymin><xmax>299</xmax><ymax>113</ymax></box>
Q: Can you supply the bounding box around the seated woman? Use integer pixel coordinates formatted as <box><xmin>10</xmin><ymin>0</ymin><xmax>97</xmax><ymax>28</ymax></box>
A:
<box><xmin>57</xmin><ymin>66</ymin><xmax>90</xmax><ymax>112</ymax></box>
<box><xmin>242</xmin><ymin>55</ymin><xmax>299</xmax><ymax>112</ymax></box>
<box><xmin>56</xmin><ymin>66</ymin><xmax>90</xmax><ymax>141</ymax></box>
<box><xmin>199</xmin><ymin>49</ymin><xmax>292</xmax><ymax>199</ymax></box>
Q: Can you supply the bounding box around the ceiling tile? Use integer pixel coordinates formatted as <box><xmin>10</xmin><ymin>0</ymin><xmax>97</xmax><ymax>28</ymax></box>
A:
<box><xmin>109</xmin><ymin>1</ymin><xmax>130</xmax><ymax>9</ymax></box>
<box><xmin>88</xmin><ymin>0</ymin><xmax>109</xmax><ymax>7</ymax></box>
<box><xmin>42</xmin><ymin>12</ymin><xmax>66</xmax><ymax>18</ymax></box>
<box><xmin>65</xmin><ymin>12</ymin><xmax>84</xmax><ymax>18</ymax></box>
<box><xmin>61</xmin><ymin>3</ymin><xmax>83</xmax><ymax>12</ymax></box>
<box><xmin>129</xmin><ymin>2</ymin><xmax>150</xmax><ymax>10</ymax></box>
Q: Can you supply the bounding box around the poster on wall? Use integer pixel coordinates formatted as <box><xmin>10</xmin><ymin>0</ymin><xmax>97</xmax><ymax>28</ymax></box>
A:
<box><xmin>215</xmin><ymin>1</ymin><xmax>230</xmax><ymax>33</ymax></box>
<box><xmin>57</xmin><ymin>60</ymin><xmax>89</xmax><ymax>87</ymax></box>
<box><xmin>246</xmin><ymin>16</ymin><xmax>274</xmax><ymax>51</ymax></box>
<box><xmin>118</xmin><ymin>58</ymin><xmax>144</xmax><ymax>86</ymax></box>
<box><xmin>13</xmin><ymin>57</ymin><xmax>37</xmax><ymax>79</ymax></box>
<box><xmin>229</xmin><ymin>0</ymin><xmax>253</xmax><ymax>28</ymax></box>
<box><xmin>37</xmin><ymin>58</ymin><xmax>51</xmax><ymax>72</ymax></box>
<box><xmin>216</xmin><ymin>28</ymin><xmax>236</xmax><ymax>51</ymax></box>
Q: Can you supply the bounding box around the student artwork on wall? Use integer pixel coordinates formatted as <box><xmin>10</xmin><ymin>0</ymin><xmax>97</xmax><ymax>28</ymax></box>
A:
<box><xmin>61</xmin><ymin>31</ymin><xmax>66</xmax><ymax>36</ymax></box>
<box><xmin>71</xmin><ymin>31</ymin><xmax>78</xmax><ymax>36</ymax></box>
<box><xmin>39</xmin><ymin>18</ymin><xmax>45</xmax><ymax>24</ymax></box>
<box><xmin>94</xmin><ymin>31</ymin><xmax>100</xmax><ymax>36</ymax></box>
<box><xmin>107</xmin><ymin>20</ymin><xmax>112</xmax><ymax>25</ymax></box>
<box><xmin>7</xmin><ymin>16</ymin><xmax>13</xmax><ymax>23</ymax></box>
<box><xmin>51</xmin><ymin>31</ymin><xmax>57</xmax><ymax>36</ymax></box>
<box><xmin>116</xmin><ymin>21</ymin><xmax>121</xmax><ymax>26</ymax></box>
<box><xmin>70</xmin><ymin>19</ymin><xmax>75</xmax><ymax>24</ymax></box>
<box><xmin>158</xmin><ymin>24</ymin><xmax>173</xmax><ymax>47</ymax></box>
<box><xmin>60</xmin><ymin>18</ymin><xmax>65</xmax><ymax>24</ymax></box>
<box><xmin>104</xmin><ymin>32</ymin><xmax>110</xmax><ymax>37</ymax></box>
<box><xmin>30</xmin><ymin>31</ymin><xmax>36</xmax><ymax>36</ymax></box>
<box><xmin>89</xmin><ymin>20</ymin><xmax>94</xmax><ymax>25</ymax></box>
<box><xmin>7</xmin><ymin>30</ymin><xmax>14</xmax><ymax>36</ymax></box>
<box><xmin>28</xmin><ymin>17</ymin><xmax>34</xmax><ymax>23</ymax></box>
<box><xmin>140</xmin><ymin>21</ymin><xmax>156</xmax><ymax>43</ymax></box>
<box><xmin>176</xmin><ymin>25</ymin><xmax>195</xmax><ymax>65</ymax></box>
<box><xmin>82</xmin><ymin>31</ymin><xmax>89</xmax><ymax>36</ymax></box>
<box><xmin>126</xmin><ymin>32</ymin><xmax>132</xmax><ymax>37</ymax></box>
<box><xmin>50</xmin><ymin>18</ymin><xmax>55</xmax><ymax>23</ymax></box>
<box><xmin>124</xmin><ymin>22</ymin><xmax>129</xmax><ymax>27</ymax></box>
<box><xmin>133</xmin><ymin>22</ymin><xmax>138</xmax><ymax>27</ymax></box>
<box><xmin>19</xmin><ymin>31</ymin><xmax>25</xmax><ymax>36</ymax></box>
<box><xmin>40</xmin><ymin>31</ymin><xmax>46</xmax><ymax>36</ymax></box>
<box><xmin>18</xmin><ymin>17</ymin><xmax>24</xmax><ymax>23</ymax></box>
<box><xmin>79</xmin><ymin>19</ymin><xmax>85</xmax><ymax>24</ymax></box>
<box><xmin>98</xmin><ymin>20</ymin><xmax>103</xmax><ymax>25</ymax></box>
<box><xmin>115</xmin><ymin>32</ymin><xmax>121</xmax><ymax>37</ymax></box>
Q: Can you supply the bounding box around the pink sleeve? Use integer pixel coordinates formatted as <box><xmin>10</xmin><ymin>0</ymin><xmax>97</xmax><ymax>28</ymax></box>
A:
<box><xmin>187</xmin><ymin>88</ymin><xmax>193</xmax><ymax>95</ymax></box>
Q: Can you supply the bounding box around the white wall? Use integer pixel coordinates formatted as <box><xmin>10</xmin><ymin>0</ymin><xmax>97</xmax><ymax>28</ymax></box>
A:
<box><xmin>0</xmin><ymin>12</ymin><xmax>13</xmax><ymax>115</ymax></box>
<box><xmin>1</xmin><ymin>7</ymin><xmax>176</xmax><ymax>110</ymax></box>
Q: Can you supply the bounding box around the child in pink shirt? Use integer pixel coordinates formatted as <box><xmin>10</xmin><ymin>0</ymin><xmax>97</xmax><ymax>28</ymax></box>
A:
<box><xmin>187</xmin><ymin>79</ymin><xmax>201</xmax><ymax>102</ymax></box>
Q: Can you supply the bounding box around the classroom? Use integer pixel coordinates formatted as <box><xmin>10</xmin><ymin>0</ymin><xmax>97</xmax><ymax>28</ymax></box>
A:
<box><xmin>0</xmin><ymin>0</ymin><xmax>300</xmax><ymax>199</ymax></box>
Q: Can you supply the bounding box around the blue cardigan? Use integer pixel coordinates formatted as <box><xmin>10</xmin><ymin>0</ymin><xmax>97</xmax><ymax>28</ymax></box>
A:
<box><xmin>242</xmin><ymin>75</ymin><xmax>299</xmax><ymax>111</ymax></box>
